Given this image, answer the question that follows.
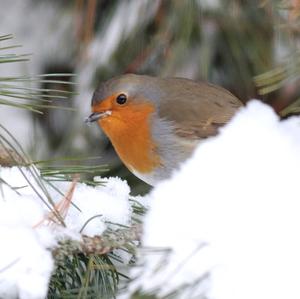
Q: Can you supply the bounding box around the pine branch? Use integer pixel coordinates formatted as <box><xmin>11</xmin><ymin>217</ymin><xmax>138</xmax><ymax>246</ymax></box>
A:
<box><xmin>0</xmin><ymin>34</ymin><xmax>75</xmax><ymax>114</ymax></box>
<box><xmin>54</xmin><ymin>225</ymin><xmax>142</xmax><ymax>260</ymax></box>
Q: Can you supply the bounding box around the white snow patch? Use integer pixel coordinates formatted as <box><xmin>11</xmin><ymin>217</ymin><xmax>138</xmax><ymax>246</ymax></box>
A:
<box><xmin>64</xmin><ymin>177</ymin><xmax>131</xmax><ymax>236</ymax></box>
<box><xmin>129</xmin><ymin>100</ymin><xmax>300</xmax><ymax>299</ymax></box>
<box><xmin>0</xmin><ymin>166</ymin><xmax>132</xmax><ymax>298</ymax></box>
<box><xmin>0</xmin><ymin>226</ymin><xmax>54</xmax><ymax>299</ymax></box>
<box><xmin>0</xmin><ymin>167</ymin><xmax>55</xmax><ymax>299</ymax></box>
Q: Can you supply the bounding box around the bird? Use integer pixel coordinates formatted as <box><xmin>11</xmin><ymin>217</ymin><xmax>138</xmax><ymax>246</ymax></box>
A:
<box><xmin>86</xmin><ymin>74</ymin><xmax>243</xmax><ymax>186</ymax></box>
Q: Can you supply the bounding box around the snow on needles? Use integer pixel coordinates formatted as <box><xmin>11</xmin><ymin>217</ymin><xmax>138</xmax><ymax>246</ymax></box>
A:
<box><xmin>64</xmin><ymin>177</ymin><xmax>131</xmax><ymax>236</ymax></box>
<box><xmin>0</xmin><ymin>167</ymin><xmax>132</xmax><ymax>299</ymax></box>
<box><xmin>130</xmin><ymin>100</ymin><xmax>300</xmax><ymax>299</ymax></box>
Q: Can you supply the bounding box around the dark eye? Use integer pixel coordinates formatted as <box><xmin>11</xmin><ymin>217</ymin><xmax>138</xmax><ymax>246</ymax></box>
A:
<box><xmin>116</xmin><ymin>93</ymin><xmax>127</xmax><ymax>105</ymax></box>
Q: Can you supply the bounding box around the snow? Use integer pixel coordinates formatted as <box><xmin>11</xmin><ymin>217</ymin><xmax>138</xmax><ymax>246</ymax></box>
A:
<box><xmin>0</xmin><ymin>168</ymin><xmax>55</xmax><ymax>299</ymax></box>
<box><xmin>0</xmin><ymin>167</ymin><xmax>132</xmax><ymax>299</ymax></box>
<box><xmin>0</xmin><ymin>226</ymin><xmax>54</xmax><ymax>299</ymax></box>
<box><xmin>129</xmin><ymin>100</ymin><xmax>300</xmax><ymax>299</ymax></box>
<box><xmin>63</xmin><ymin>177</ymin><xmax>131</xmax><ymax>236</ymax></box>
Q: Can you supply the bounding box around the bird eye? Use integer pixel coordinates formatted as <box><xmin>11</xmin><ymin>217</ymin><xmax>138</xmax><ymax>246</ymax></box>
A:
<box><xmin>116</xmin><ymin>93</ymin><xmax>127</xmax><ymax>105</ymax></box>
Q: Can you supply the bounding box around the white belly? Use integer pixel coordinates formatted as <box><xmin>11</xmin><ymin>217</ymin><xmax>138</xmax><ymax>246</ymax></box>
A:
<box><xmin>131</xmin><ymin>169</ymin><xmax>164</xmax><ymax>186</ymax></box>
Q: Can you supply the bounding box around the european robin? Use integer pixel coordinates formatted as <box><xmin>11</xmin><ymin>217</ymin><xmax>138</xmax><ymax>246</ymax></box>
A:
<box><xmin>86</xmin><ymin>74</ymin><xmax>242</xmax><ymax>186</ymax></box>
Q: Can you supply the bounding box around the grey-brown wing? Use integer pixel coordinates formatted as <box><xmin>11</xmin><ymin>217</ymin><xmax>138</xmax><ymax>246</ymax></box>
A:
<box><xmin>157</xmin><ymin>78</ymin><xmax>243</xmax><ymax>140</ymax></box>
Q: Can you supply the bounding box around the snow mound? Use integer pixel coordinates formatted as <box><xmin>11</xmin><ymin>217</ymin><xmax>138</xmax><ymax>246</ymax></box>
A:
<box><xmin>131</xmin><ymin>100</ymin><xmax>300</xmax><ymax>299</ymax></box>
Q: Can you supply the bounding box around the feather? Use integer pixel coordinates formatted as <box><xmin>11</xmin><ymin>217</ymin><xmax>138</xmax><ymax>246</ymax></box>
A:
<box><xmin>157</xmin><ymin>77</ymin><xmax>243</xmax><ymax>140</ymax></box>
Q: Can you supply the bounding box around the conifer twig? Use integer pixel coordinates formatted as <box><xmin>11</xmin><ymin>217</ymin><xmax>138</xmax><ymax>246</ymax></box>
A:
<box><xmin>54</xmin><ymin>224</ymin><xmax>142</xmax><ymax>259</ymax></box>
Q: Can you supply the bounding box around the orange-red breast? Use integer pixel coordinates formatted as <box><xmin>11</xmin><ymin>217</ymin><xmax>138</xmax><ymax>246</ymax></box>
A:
<box><xmin>86</xmin><ymin>74</ymin><xmax>242</xmax><ymax>186</ymax></box>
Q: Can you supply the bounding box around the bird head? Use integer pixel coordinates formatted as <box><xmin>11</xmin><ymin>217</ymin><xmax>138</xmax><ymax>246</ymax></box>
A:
<box><xmin>85</xmin><ymin>74</ymin><xmax>160</xmax><ymax>131</ymax></box>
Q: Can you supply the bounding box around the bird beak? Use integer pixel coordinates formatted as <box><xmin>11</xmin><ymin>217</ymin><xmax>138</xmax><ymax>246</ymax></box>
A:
<box><xmin>85</xmin><ymin>111</ymin><xmax>111</xmax><ymax>124</ymax></box>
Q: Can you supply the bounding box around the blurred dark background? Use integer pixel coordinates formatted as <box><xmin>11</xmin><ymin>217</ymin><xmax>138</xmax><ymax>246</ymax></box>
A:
<box><xmin>1</xmin><ymin>0</ymin><xmax>300</xmax><ymax>194</ymax></box>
